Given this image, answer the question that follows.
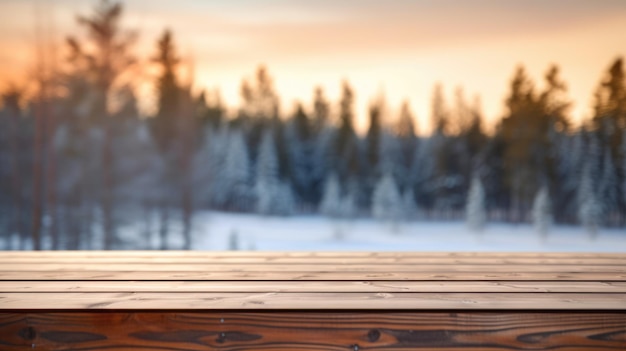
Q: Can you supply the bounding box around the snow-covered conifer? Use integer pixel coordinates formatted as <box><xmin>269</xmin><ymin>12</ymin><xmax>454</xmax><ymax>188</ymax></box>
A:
<box><xmin>599</xmin><ymin>149</ymin><xmax>618</xmax><ymax>219</ymax></box>
<box><xmin>372</xmin><ymin>173</ymin><xmax>403</xmax><ymax>226</ymax></box>
<box><xmin>340</xmin><ymin>190</ymin><xmax>357</xmax><ymax>219</ymax></box>
<box><xmin>273</xmin><ymin>181</ymin><xmax>296</xmax><ymax>216</ymax></box>
<box><xmin>465</xmin><ymin>175</ymin><xmax>486</xmax><ymax>232</ymax></box>
<box><xmin>223</xmin><ymin>129</ymin><xmax>252</xmax><ymax>211</ymax></box>
<box><xmin>578</xmin><ymin>163</ymin><xmax>602</xmax><ymax>240</ymax></box>
<box><xmin>532</xmin><ymin>186</ymin><xmax>552</xmax><ymax>240</ymax></box>
<box><xmin>206</xmin><ymin>126</ymin><xmax>229</xmax><ymax>208</ymax></box>
<box><xmin>255</xmin><ymin>129</ymin><xmax>280</xmax><ymax>215</ymax></box>
<box><xmin>320</xmin><ymin>173</ymin><xmax>341</xmax><ymax>217</ymax></box>
<box><xmin>402</xmin><ymin>187</ymin><xmax>418</xmax><ymax>220</ymax></box>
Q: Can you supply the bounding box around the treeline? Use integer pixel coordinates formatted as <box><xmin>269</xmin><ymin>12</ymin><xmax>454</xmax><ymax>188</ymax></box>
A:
<box><xmin>1</xmin><ymin>1</ymin><xmax>625</xmax><ymax>250</ymax></box>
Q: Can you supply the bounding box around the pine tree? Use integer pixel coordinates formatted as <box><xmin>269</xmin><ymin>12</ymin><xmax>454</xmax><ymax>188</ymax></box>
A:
<box><xmin>578</xmin><ymin>163</ymin><xmax>602</xmax><ymax>240</ymax></box>
<box><xmin>532</xmin><ymin>186</ymin><xmax>552</xmax><ymax>240</ymax></box>
<box><xmin>410</xmin><ymin>136</ymin><xmax>436</xmax><ymax>210</ymax></box>
<box><xmin>466</xmin><ymin>175</ymin><xmax>486</xmax><ymax>232</ymax></box>
<box><xmin>402</xmin><ymin>188</ymin><xmax>417</xmax><ymax>220</ymax></box>
<box><xmin>240</xmin><ymin>65</ymin><xmax>279</xmax><ymax>120</ymax></box>
<box><xmin>593</xmin><ymin>58</ymin><xmax>625</xmax><ymax>163</ymax></box>
<box><xmin>66</xmin><ymin>0</ymin><xmax>137</xmax><ymax>249</ymax></box>
<box><xmin>334</xmin><ymin>81</ymin><xmax>359</xmax><ymax>180</ymax></box>
<box><xmin>224</xmin><ymin>129</ymin><xmax>252</xmax><ymax>211</ymax></box>
<box><xmin>151</xmin><ymin>29</ymin><xmax>181</xmax><ymax>152</ymax></box>
<box><xmin>255</xmin><ymin>129</ymin><xmax>280</xmax><ymax>215</ymax></box>
<box><xmin>366</xmin><ymin>100</ymin><xmax>382</xmax><ymax>176</ymax></box>
<box><xmin>599</xmin><ymin>149</ymin><xmax>618</xmax><ymax>223</ymax></box>
<box><xmin>312</xmin><ymin>87</ymin><xmax>330</xmax><ymax>133</ymax></box>
<box><xmin>274</xmin><ymin>181</ymin><xmax>296</xmax><ymax>216</ymax></box>
<box><xmin>339</xmin><ymin>190</ymin><xmax>357</xmax><ymax>219</ymax></box>
<box><xmin>395</xmin><ymin>101</ymin><xmax>417</xmax><ymax>188</ymax></box>
<box><xmin>431</xmin><ymin>84</ymin><xmax>449</xmax><ymax>135</ymax></box>
<box><xmin>287</xmin><ymin>104</ymin><xmax>314</xmax><ymax>205</ymax></box>
<box><xmin>372</xmin><ymin>173</ymin><xmax>403</xmax><ymax>229</ymax></box>
<box><xmin>320</xmin><ymin>173</ymin><xmax>341</xmax><ymax>218</ymax></box>
<box><xmin>206</xmin><ymin>126</ymin><xmax>230</xmax><ymax>208</ymax></box>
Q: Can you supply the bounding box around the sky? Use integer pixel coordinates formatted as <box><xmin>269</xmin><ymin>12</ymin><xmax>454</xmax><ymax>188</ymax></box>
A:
<box><xmin>1</xmin><ymin>0</ymin><xmax>625</xmax><ymax>133</ymax></box>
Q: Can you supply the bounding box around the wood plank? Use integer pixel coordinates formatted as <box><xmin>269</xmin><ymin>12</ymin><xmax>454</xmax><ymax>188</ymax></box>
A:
<box><xmin>2</xmin><ymin>312</ymin><xmax>624</xmax><ymax>351</ymax></box>
<box><xmin>1</xmin><ymin>292</ymin><xmax>625</xmax><ymax>310</ymax></box>
<box><xmin>2</xmin><ymin>280</ymin><xmax>626</xmax><ymax>293</ymax></box>
<box><xmin>3</xmin><ymin>256</ymin><xmax>625</xmax><ymax>265</ymax></box>
<box><xmin>3</xmin><ymin>263</ymin><xmax>624</xmax><ymax>272</ymax></box>
<box><xmin>2</xmin><ymin>270</ymin><xmax>625</xmax><ymax>281</ymax></box>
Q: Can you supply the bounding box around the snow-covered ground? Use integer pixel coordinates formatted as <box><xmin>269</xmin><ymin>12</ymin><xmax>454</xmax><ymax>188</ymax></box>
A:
<box><xmin>191</xmin><ymin>211</ymin><xmax>626</xmax><ymax>252</ymax></box>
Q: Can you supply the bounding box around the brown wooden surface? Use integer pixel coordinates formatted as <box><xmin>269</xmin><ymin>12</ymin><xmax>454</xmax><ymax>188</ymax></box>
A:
<box><xmin>1</xmin><ymin>311</ymin><xmax>625</xmax><ymax>350</ymax></box>
<box><xmin>1</xmin><ymin>251</ymin><xmax>625</xmax><ymax>309</ymax></box>
<box><xmin>1</xmin><ymin>251</ymin><xmax>625</xmax><ymax>349</ymax></box>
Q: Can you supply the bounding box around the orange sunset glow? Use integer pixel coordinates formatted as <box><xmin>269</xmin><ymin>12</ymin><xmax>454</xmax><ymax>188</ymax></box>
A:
<box><xmin>2</xmin><ymin>0</ymin><xmax>626</xmax><ymax>132</ymax></box>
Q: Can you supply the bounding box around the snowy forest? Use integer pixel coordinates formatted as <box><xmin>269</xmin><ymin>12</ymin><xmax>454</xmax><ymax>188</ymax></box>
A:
<box><xmin>1</xmin><ymin>1</ymin><xmax>625</xmax><ymax>250</ymax></box>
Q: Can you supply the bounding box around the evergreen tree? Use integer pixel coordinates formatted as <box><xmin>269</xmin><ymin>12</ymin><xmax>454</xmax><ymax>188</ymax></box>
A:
<box><xmin>593</xmin><ymin>58</ymin><xmax>625</xmax><ymax>163</ymax></box>
<box><xmin>402</xmin><ymin>188</ymin><xmax>418</xmax><ymax>220</ymax></box>
<box><xmin>366</xmin><ymin>101</ymin><xmax>382</xmax><ymax>175</ymax></box>
<box><xmin>223</xmin><ymin>129</ymin><xmax>252</xmax><ymax>211</ymax></box>
<box><xmin>274</xmin><ymin>181</ymin><xmax>296</xmax><ymax>216</ymax></box>
<box><xmin>599</xmin><ymin>149</ymin><xmax>619</xmax><ymax>223</ymax></box>
<box><xmin>334</xmin><ymin>81</ymin><xmax>359</xmax><ymax>180</ymax></box>
<box><xmin>206</xmin><ymin>126</ymin><xmax>230</xmax><ymax>208</ymax></box>
<box><xmin>410</xmin><ymin>135</ymin><xmax>437</xmax><ymax>211</ymax></box>
<box><xmin>499</xmin><ymin>65</ymin><xmax>569</xmax><ymax>222</ymax></box>
<box><xmin>372</xmin><ymin>173</ymin><xmax>403</xmax><ymax>229</ymax></box>
<box><xmin>286</xmin><ymin>104</ymin><xmax>314</xmax><ymax>205</ymax></box>
<box><xmin>240</xmin><ymin>65</ymin><xmax>279</xmax><ymax>120</ymax></box>
<box><xmin>312</xmin><ymin>87</ymin><xmax>330</xmax><ymax>133</ymax></box>
<box><xmin>578</xmin><ymin>163</ymin><xmax>602</xmax><ymax>240</ymax></box>
<box><xmin>151</xmin><ymin>29</ymin><xmax>181</xmax><ymax>152</ymax></box>
<box><xmin>339</xmin><ymin>189</ymin><xmax>357</xmax><ymax>219</ymax></box>
<box><xmin>310</xmin><ymin>88</ymin><xmax>334</xmax><ymax>205</ymax></box>
<box><xmin>66</xmin><ymin>0</ymin><xmax>137</xmax><ymax>249</ymax></box>
<box><xmin>255</xmin><ymin>129</ymin><xmax>280</xmax><ymax>215</ymax></box>
<box><xmin>320</xmin><ymin>173</ymin><xmax>341</xmax><ymax>218</ymax></box>
<box><xmin>466</xmin><ymin>175</ymin><xmax>486</xmax><ymax>232</ymax></box>
<box><xmin>395</xmin><ymin>101</ymin><xmax>417</xmax><ymax>188</ymax></box>
<box><xmin>532</xmin><ymin>186</ymin><xmax>552</xmax><ymax>240</ymax></box>
<box><xmin>431</xmin><ymin>84</ymin><xmax>449</xmax><ymax>135</ymax></box>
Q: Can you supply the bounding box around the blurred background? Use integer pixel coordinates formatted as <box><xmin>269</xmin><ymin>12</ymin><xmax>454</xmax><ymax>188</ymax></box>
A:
<box><xmin>0</xmin><ymin>0</ymin><xmax>625</xmax><ymax>251</ymax></box>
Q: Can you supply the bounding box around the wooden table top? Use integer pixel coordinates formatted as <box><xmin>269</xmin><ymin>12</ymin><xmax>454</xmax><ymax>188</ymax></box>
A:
<box><xmin>1</xmin><ymin>251</ymin><xmax>625</xmax><ymax>310</ymax></box>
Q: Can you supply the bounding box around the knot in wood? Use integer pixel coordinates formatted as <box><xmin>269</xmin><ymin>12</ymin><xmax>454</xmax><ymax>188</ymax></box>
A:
<box><xmin>367</xmin><ymin>329</ymin><xmax>380</xmax><ymax>342</ymax></box>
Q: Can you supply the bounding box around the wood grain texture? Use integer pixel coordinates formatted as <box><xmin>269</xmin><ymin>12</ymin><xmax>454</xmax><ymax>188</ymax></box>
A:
<box><xmin>1</xmin><ymin>292</ymin><xmax>625</xmax><ymax>310</ymax></box>
<box><xmin>4</xmin><ymin>263</ymin><xmax>626</xmax><ymax>273</ymax></box>
<box><xmin>0</xmin><ymin>312</ymin><xmax>624</xmax><ymax>350</ymax></box>
<box><xmin>3</xmin><ymin>256</ymin><xmax>626</xmax><ymax>265</ymax></box>
<box><xmin>2</xmin><ymin>270</ymin><xmax>625</xmax><ymax>281</ymax></box>
<box><xmin>3</xmin><ymin>280</ymin><xmax>625</xmax><ymax>293</ymax></box>
<box><xmin>2</xmin><ymin>252</ymin><xmax>625</xmax><ymax>349</ymax></box>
